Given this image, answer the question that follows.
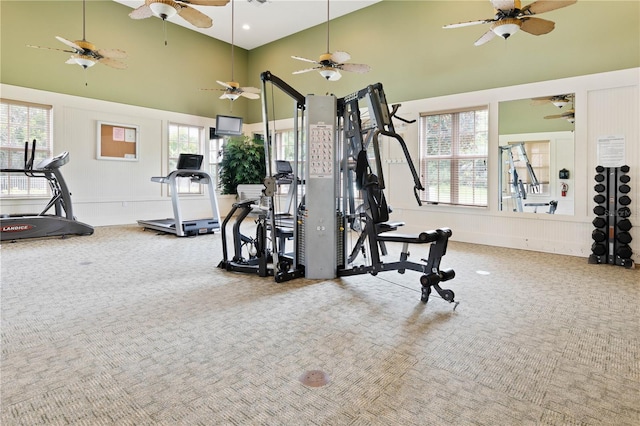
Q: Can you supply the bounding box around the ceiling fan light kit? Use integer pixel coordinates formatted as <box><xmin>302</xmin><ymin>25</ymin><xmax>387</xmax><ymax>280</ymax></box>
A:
<box><xmin>319</xmin><ymin>67</ymin><xmax>340</xmax><ymax>81</ymax></box>
<box><xmin>149</xmin><ymin>0</ymin><xmax>178</xmax><ymax>20</ymax></box>
<box><xmin>490</xmin><ymin>17</ymin><xmax>522</xmax><ymax>39</ymax></box>
<box><xmin>552</xmin><ymin>99</ymin><xmax>570</xmax><ymax>108</ymax></box>
<box><xmin>221</xmin><ymin>92</ymin><xmax>241</xmax><ymax>101</ymax></box>
<box><xmin>71</xmin><ymin>55</ymin><xmax>97</xmax><ymax>69</ymax></box>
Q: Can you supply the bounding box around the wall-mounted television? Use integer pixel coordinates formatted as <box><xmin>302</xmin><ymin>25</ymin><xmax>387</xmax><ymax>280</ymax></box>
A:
<box><xmin>215</xmin><ymin>115</ymin><xmax>243</xmax><ymax>136</ymax></box>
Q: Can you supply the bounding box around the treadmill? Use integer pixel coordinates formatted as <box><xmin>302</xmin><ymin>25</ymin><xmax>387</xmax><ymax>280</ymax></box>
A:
<box><xmin>137</xmin><ymin>154</ymin><xmax>221</xmax><ymax>237</ymax></box>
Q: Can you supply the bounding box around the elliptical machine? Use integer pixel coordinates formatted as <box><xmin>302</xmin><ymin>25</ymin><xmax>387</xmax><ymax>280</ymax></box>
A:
<box><xmin>0</xmin><ymin>140</ymin><xmax>94</xmax><ymax>241</ymax></box>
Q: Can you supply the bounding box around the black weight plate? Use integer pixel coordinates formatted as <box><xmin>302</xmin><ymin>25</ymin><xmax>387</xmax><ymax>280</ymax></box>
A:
<box><xmin>619</xmin><ymin>184</ymin><xmax>630</xmax><ymax>194</ymax></box>
<box><xmin>592</xmin><ymin>229</ymin><xmax>606</xmax><ymax>242</ymax></box>
<box><xmin>620</xmin><ymin>165</ymin><xmax>630</xmax><ymax>173</ymax></box>
<box><xmin>618</xmin><ymin>207</ymin><xmax>631</xmax><ymax>218</ymax></box>
<box><xmin>594</xmin><ymin>206</ymin><xmax>606</xmax><ymax>216</ymax></box>
<box><xmin>591</xmin><ymin>242</ymin><xmax>606</xmax><ymax>256</ymax></box>
<box><xmin>594</xmin><ymin>183</ymin><xmax>606</xmax><ymax>193</ymax></box>
<box><xmin>596</xmin><ymin>165</ymin><xmax>605</xmax><ymax>173</ymax></box>
<box><xmin>617</xmin><ymin>231</ymin><xmax>632</xmax><ymax>244</ymax></box>
<box><xmin>594</xmin><ymin>174</ymin><xmax>605</xmax><ymax>182</ymax></box>
<box><xmin>617</xmin><ymin>245</ymin><xmax>633</xmax><ymax>259</ymax></box>
<box><xmin>594</xmin><ymin>194</ymin><xmax>606</xmax><ymax>204</ymax></box>
<box><xmin>592</xmin><ymin>217</ymin><xmax>607</xmax><ymax>228</ymax></box>
<box><xmin>620</xmin><ymin>175</ymin><xmax>630</xmax><ymax>183</ymax></box>
<box><xmin>619</xmin><ymin>195</ymin><xmax>631</xmax><ymax>206</ymax></box>
<box><xmin>618</xmin><ymin>219</ymin><xmax>632</xmax><ymax>232</ymax></box>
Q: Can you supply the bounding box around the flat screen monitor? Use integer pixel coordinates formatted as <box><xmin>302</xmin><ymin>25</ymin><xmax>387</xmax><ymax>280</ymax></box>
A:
<box><xmin>177</xmin><ymin>153</ymin><xmax>203</xmax><ymax>170</ymax></box>
<box><xmin>215</xmin><ymin>115</ymin><xmax>243</xmax><ymax>136</ymax></box>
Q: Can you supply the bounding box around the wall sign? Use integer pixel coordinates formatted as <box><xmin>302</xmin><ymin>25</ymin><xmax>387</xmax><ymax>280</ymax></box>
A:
<box><xmin>596</xmin><ymin>135</ymin><xmax>625</xmax><ymax>167</ymax></box>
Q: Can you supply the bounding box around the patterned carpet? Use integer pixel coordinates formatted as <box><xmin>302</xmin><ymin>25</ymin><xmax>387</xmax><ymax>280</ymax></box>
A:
<box><xmin>1</xmin><ymin>224</ymin><xmax>639</xmax><ymax>425</ymax></box>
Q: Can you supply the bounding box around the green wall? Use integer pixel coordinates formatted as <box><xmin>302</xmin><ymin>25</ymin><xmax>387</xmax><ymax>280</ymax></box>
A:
<box><xmin>2</xmin><ymin>1</ymin><xmax>638</xmax><ymax>124</ymax></box>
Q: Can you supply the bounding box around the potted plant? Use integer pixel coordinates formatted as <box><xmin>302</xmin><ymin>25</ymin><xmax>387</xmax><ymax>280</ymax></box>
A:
<box><xmin>217</xmin><ymin>135</ymin><xmax>266</xmax><ymax>216</ymax></box>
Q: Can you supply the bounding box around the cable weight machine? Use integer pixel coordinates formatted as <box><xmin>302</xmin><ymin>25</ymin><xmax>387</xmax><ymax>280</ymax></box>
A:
<box><xmin>218</xmin><ymin>71</ymin><xmax>457</xmax><ymax>306</ymax></box>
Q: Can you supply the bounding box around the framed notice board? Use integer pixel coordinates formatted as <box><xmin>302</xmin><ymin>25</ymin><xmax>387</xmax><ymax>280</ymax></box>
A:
<box><xmin>97</xmin><ymin>121</ymin><xmax>139</xmax><ymax>161</ymax></box>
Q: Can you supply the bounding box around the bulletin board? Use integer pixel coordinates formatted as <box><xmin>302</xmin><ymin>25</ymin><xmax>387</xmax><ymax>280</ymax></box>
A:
<box><xmin>97</xmin><ymin>121</ymin><xmax>139</xmax><ymax>161</ymax></box>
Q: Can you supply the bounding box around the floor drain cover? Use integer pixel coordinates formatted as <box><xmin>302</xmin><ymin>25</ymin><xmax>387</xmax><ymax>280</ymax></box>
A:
<box><xmin>299</xmin><ymin>370</ymin><xmax>329</xmax><ymax>387</ymax></box>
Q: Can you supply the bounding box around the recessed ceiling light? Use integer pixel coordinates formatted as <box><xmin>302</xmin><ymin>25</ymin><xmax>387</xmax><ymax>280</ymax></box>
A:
<box><xmin>242</xmin><ymin>24</ymin><xmax>250</xmax><ymax>30</ymax></box>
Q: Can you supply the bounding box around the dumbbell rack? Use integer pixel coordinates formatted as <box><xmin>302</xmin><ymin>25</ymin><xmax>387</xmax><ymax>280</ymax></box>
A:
<box><xmin>589</xmin><ymin>165</ymin><xmax>634</xmax><ymax>268</ymax></box>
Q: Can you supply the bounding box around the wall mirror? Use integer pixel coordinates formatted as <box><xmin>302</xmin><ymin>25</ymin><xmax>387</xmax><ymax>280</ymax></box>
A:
<box><xmin>498</xmin><ymin>94</ymin><xmax>575</xmax><ymax>216</ymax></box>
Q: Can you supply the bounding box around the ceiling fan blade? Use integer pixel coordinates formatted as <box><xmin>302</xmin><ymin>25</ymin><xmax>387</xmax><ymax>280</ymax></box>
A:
<box><xmin>339</xmin><ymin>63</ymin><xmax>371</xmax><ymax>74</ymax></box>
<box><xmin>177</xmin><ymin>5</ymin><xmax>213</xmax><ymax>28</ymax></box>
<box><xmin>520</xmin><ymin>17</ymin><xmax>555</xmax><ymax>35</ymax></box>
<box><xmin>177</xmin><ymin>0</ymin><xmax>229</xmax><ymax>5</ymax></box>
<box><xmin>27</xmin><ymin>44</ymin><xmax>74</xmax><ymax>54</ymax></box>
<box><xmin>129</xmin><ymin>4</ymin><xmax>154</xmax><ymax>19</ymax></box>
<box><xmin>95</xmin><ymin>48</ymin><xmax>128</xmax><ymax>59</ymax></box>
<box><xmin>240</xmin><ymin>91</ymin><xmax>261</xmax><ymax>100</ymax></box>
<box><xmin>474</xmin><ymin>29</ymin><xmax>497</xmax><ymax>46</ymax></box>
<box><xmin>328</xmin><ymin>70</ymin><xmax>342</xmax><ymax>81</ymax></box>
<box><xmin>544</xmin><ymin>109</ymin><xmax>574</xmax><ymax>119</ymax></box>
<box><xmin>293</xmin><ymin>67</ymin><xmax>320</xmax><ymax>75</ymax></box>
<box><xmin>521</xmin><ymin>0</ymin><xmax>577</xmax><ymax>15</ymax></box>
<box><xmin>490</xmin><ymin>0</ymin><xmax>516</xmax><ymax>12</ymax></box>
<box><xmin>216</xmin><ymin>80</ymin><xmax>233</xmax><ymax>89</ymax></box>
<box><xmin>291</xmin><ymin>55</ymin><xmax>319</xmax><ymax>64</ymax></box>
<box><xmin>97</xmin><ymin>57</ymin><xmax>127</xmax><ymax>69</ymax></box>
<box><xmin>443</xmin><ymin>19</ymin><xmax>493</xmax><ymax>29</ymax></box>
<box><xmin>56</xmin><ymin>36</ymin><xmax>83</xmax><ymax>51</ymax></box>
<box><xmin>239</xmin><ymin>86</ymin><xmax>261</xmax><ymax>94</ymax></box>
<box><xmin>531</xmin><ymin>98</ymin><xmax>553</xmax><ymax>105</ymax></box>
<box><xmin>330</xmin><ymin>51</ymin><xmax>351</xmax><ymax>64</ymax></box>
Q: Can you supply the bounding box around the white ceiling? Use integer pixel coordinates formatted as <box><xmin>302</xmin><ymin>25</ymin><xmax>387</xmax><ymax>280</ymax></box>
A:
<box><xmin>113</xmin><ymin>0</ymin><xmax>381</xmax><ymax>50</ymax></box>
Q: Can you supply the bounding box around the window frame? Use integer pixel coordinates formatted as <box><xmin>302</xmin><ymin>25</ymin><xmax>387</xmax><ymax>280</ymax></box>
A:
<box><xmin>419</xmin><ymin>105</ymin><xmax>489</xmax><ymax>208</ymax></box>
<box><xmin>0</xmin><ymin>98</ymin><xmax>53</xmax><ymax>199</ymax></box>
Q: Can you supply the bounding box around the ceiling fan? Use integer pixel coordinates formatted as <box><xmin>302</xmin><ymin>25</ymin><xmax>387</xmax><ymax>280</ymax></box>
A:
<box><xmin>201</xmin><ymin>0</ymin><xmax>260</xmax><ymax>101</ymax></box>
<box><xmin>531</xmin><ymin>93</ymin><xmax>574</xmax><ymax>108</ymax></box>
<box><xmin>443</xmin><ymin>0</ymin><xmax>577</xmax><ymax>46</ymax></box>
<box><xmin>27</xmin><ymin>0</ymin><xmax>127</xmax><ymax>70</ymax></box>
<box><xmin>129</xmin><ymin>0</ymin><xmax>229</xmax><ymax>32</ymax></box>
<box><xmin>291</xmin><ymin>0</ymin><xmax>371</xmax><ymax>81</ymax></box>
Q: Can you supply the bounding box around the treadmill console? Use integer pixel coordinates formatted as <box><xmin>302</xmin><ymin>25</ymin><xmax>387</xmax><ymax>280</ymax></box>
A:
<box><xmin>36</xmin><ymin>152</ymin><xmax>70</xmax><ymax>170</ymax></box>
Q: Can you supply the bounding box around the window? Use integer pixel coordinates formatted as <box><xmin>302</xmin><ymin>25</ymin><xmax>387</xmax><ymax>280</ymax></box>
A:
<box><xmin>419</xmin><ymin>107</ymin><xmax>488</xmax><ymax>207</ymax></box>
<box><xmin>275</xmin><ymin>130</ymin><xmax>297</xmax><ymax>161</ymax></box>
<box><xmin>208</xmin><ymin>134</ymin><xmax>224</xmax><ymax>190</ymax></box>
<box><xmin>168</xmin><ymin>123</ymin><xmax>204</xmax><ymax>194</ymax></box>
<box><xmin>0</xmin><ymin>99</ymin><xmax>53</xmax><ymax>197</ymax></box>
<box><xmin>272</xmin><ymin>129</ymin><xmax>303</xmax><ymax>195</ymax></box>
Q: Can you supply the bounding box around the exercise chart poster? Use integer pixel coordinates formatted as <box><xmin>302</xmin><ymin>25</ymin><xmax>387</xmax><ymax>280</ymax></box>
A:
<box><xmin>597</xmin><ymin>135</ymin><xmax>625</xmax><ymax>167</ymax></box>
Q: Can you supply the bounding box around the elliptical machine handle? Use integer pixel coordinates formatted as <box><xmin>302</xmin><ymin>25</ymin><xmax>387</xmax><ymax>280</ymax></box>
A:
<box><xmin>24</xmin><ymin>139</ymin><xmax>36</xmax><ymax>171</ymax></box>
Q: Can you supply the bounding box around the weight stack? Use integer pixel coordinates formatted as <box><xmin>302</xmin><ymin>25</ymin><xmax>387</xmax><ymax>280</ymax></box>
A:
<box><xmin>589</xmin><ymin>165</ymin><xmax>634</xmax><ymax>268</ymax></box>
